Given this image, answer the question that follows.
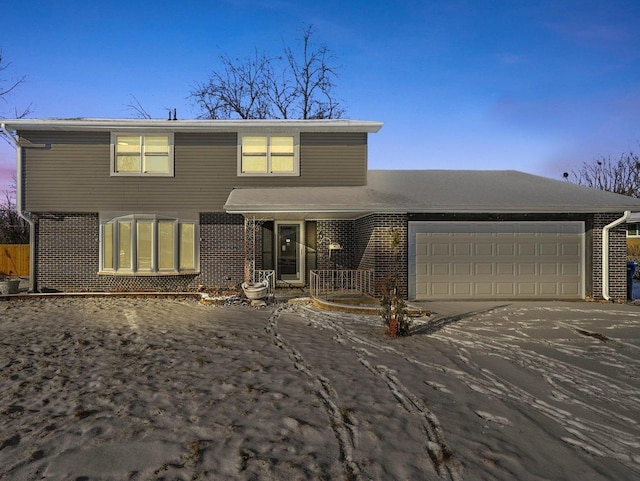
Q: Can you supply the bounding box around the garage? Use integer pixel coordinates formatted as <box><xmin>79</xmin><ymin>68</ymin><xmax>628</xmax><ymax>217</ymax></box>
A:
<box><xmin>408</xmin><ymin>221</ymin><xmax>585</xmax><ymax>300</ymax></box>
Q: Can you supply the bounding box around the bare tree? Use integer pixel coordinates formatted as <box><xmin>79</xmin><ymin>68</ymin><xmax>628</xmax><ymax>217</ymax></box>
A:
<box><xmin>0</xmin><ymin>51</ymin><xmax>30</xmax><ymax>243</ymax></box>
<box><xmin>0</xmin><ymin>50</ymin><xmax>32</xmax><ymax>119</ymax></box>
<box><xmin>125</xmin><ymin>95</ymin><xmax>180</xmax><ymax>120</ymax></box>
<box><xmin>125</xmin><ymin>95</ymin><xmax>152</xmax><ymax>119</ymax></box>
<box><xmin>564</xmin><ymin>150</ymin><xmax>640</xmax><ymax>198</ymax></box>
<box><xmin>284</xmin><ymin>26</ymin><xmax>344</xmax><ymax>119</ymax></box>
<box><xmin>190</xmin><ymin>26</ymin><xmax>344</xmax><ymax>120</ymax></box>
<box><xmin>192</xmin><ymin>50</ymin><xmax>272</xmax><ymax>119</ymax></box>
<box><xmin>0</xmin><ymin>176</ymin><xmax>28</xmax><ymax>244</ymax></box>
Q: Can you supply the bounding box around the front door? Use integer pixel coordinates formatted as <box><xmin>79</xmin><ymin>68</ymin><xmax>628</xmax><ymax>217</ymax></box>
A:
<box><xmin>276</xmin><ymin>222</ymin><xmax>305</xmax><ymax>285</ymax></box>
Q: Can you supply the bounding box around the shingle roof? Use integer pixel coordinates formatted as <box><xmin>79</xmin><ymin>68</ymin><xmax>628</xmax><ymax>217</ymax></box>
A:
<box><xmin>224</xmin><ymin>170</ymin><xmax>640</xmax><ymax>217</ymax></box>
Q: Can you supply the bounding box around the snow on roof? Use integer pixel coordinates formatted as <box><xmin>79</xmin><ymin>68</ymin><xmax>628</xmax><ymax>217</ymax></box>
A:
<box><xmin>224</xmin><ymin>170</ymin><xmax>640</xmax><ymax>217</ymax></box>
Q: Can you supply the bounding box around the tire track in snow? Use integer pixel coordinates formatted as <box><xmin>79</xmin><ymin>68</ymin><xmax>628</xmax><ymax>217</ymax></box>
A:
<box><xmin>265</xmin><ymin>305</ymin><xmax>361</xmax><ymax>481</ymax></box>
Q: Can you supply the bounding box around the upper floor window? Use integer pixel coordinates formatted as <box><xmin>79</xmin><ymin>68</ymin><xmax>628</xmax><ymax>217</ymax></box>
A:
<box><xmin>111</xmin><ymin>133</ymin><xmax>174</xmax><ymax>176</ymax></box>
<box><xmin>239</xmin><ymin>134</ymin><xmax>299</xmax><ymax>176</ymax></box>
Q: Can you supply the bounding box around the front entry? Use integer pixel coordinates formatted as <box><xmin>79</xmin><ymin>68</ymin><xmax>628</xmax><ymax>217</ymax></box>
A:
<box><xmin>275</xmin><ymin>221</ymin><xmax>305</xmax><ymax>285</ymax></box>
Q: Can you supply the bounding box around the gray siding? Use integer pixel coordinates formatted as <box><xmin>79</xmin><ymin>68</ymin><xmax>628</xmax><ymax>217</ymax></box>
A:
<box><xmin>21</xmin><ymin>131</ymin><xmax>367</xmax><ymax>212</ymax></box>
<box><xmin>300</xmin><ymin>133</ymin><xmax>367</xmax><ymax>185</ymax></box>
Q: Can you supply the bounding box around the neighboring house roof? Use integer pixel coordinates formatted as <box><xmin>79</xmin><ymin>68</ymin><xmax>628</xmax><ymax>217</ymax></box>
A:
<box><xmin>0</xmin><ymin>118</ymin><xmax>383</xmax><ymax>133</ymax></box>
<box><xmin>224</xmin><ymin>169</ymin><xmax>640</xmax><ymax>218</ymax></box>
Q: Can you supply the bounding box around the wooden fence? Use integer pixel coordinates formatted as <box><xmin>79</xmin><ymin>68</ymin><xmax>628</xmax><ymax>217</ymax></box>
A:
<box><xmin>0</xmin><ymin>244</ymin><xmax>29</xmax><ymax>277</ymax></box>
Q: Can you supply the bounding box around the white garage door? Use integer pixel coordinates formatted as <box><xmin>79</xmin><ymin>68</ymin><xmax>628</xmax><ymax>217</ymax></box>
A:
<box><xmin>409</xmin><ymin>221</ymin><xmax>585</xmax><ymax>300</ymax></box>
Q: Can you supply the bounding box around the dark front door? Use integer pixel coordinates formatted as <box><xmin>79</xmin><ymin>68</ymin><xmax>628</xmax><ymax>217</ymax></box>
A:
<box><xmin>276</xmin><ymin>222</ymin><xmax>304</xmax><ymax>285</ymax></box>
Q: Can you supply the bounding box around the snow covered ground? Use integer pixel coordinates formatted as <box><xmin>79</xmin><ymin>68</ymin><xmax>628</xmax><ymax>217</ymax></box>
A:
<box><xmin>0</xmin><ymin>297</ymin><xmax>638</xmax><ymax>480</ymax></box>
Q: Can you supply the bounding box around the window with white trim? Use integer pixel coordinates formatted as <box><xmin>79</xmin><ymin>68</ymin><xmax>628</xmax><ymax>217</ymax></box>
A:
<box><xmin>628</xmin><ymin>223</ymin><xmax>640</xmax><ymax>237</ymax></box>
<box><xmin>238</xmin><ymin>134</ymin><xmax>299</xmax><ymax>176</ymax></box>
<box><xmin>101</xmin><ymin>214</ymin><xmax>198</xmax><ymax>273</ymax></box>
<box><xmin>111</xmin><ymin>133</ymin><xmax>174</xmax><ymax>176</ymax></box>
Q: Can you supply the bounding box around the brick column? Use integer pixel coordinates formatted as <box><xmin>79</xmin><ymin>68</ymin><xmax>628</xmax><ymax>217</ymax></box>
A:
<box><xmin>199</xmin><ymin>213</ymin><xmax>247</xmax><ymax>287</ymax></box>
<box><xmin>592</xmin><ymin>213</ymin><xmax>628</xmax><ymax>301</ymax></box>
<box><xmin>355</xmin><ymin>214</ymin><xmax>408</xmax><ymax>298</ymax></box>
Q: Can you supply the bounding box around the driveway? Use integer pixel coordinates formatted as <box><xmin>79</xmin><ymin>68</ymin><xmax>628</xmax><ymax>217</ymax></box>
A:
<box><xmin>403</xmin><ymin>300</ymin><xmax>640</xmax><ymax>479</ymax></box>
<box><xmin>413</xmin><ymin>298</ymin><xmax>640</xmax><ymax>320</ymax></box>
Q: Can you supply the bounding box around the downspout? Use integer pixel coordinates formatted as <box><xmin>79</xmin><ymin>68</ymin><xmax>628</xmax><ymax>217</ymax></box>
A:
<box><xmin>0</xmin><ymin>124</ymin><xmax>36</xmax><ymax>293</ymax></box>
<box><xmin>602</xmin><ymin>210</ymin><xmax>631</xmax><ymax>301</ymax></box>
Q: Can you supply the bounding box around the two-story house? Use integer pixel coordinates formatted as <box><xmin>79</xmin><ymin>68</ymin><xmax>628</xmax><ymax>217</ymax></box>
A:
<box><xmin>2</xmin><ymin>118</ymin><xmax>640</xmax><ymax>301</ymax></box>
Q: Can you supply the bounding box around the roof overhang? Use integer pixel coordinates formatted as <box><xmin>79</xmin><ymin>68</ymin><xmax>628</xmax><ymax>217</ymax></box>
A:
<box><xmin>0</xmin><ymin>118</ymin><xmax>383</xmax><ymax>134</ymax></box>
<box><xmin>225</xmin><ymin>170</ymin><xmax>640</xmax><ymax>218</ymax></box>
<box><xmin>228</xmin><ymin>209</ymin><xmax>378</xmax><ymax>221</ymax></box>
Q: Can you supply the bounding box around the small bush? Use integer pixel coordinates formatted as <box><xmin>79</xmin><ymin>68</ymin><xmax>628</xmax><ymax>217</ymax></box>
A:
<box><xmin>380</xmin><ymin>276</ymin><xmax>410</xmax><ymax>337</ymax></box>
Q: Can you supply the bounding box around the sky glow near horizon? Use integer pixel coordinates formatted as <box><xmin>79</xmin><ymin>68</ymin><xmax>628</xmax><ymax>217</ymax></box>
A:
<box><xmin>1</xmin><ymin>0</ymin><xmax>639</xmax><ymax>195</ymax></box>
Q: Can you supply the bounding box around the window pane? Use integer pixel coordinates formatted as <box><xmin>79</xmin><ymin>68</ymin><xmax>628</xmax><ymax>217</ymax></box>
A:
<box><xmin>137</xmin><ymin>221</ymin><xmax>153</xmax><ymax>270</ymax></box>
<box><xmin>271</xmin><ymin>136</ymin><xmax>293</xmax><ymax>154</ymax></box>
<box><xmin>144</xmin><ymin>136</ymin><xmax>169</xmax><ymax>153</ymax></box>
<box><xmin>115</xmin><ymin>135</ymin><xmax>173</xmax><ymax>175</ymax></box>
<box><xmin>180</xmin><ymin>223</ymin><xmax>195</xmax><ymax>270</ymax></box>
<box><xmin>144</xmin><ymin>154</ymin><xmax>170</xmax><ymax>173</ymax></box>
<box><xmin>115</xmin><ymin>136</ymin><xmax>141</xmax><ymax>154</ymax></box>
<box><xmin>271</xmin><ymin>155</ymin><xmax>294</xmax><ymax>173</ymax></box>
<box><xmin>116</xmin><ymin>155</ymin><xmax>142</xmax><ymax>172</ymax></box>
<box><xmin>242</xmin><ymin>136</ymin><xmax>267</xmax><ymax>154</ymax></box>
<box><xmin>119</xmin><ymin>222</ymin><xmax>132</xmax><ymax>269</ymax></box>
<box><xmin>103</xmin><ymin>223</ymin><xmax>114</xmax><ymax>269</ymax></box>
<box><xmin>158</xmin><ymin>221</ymin><xmax>175</xmax><ymax>270</ymax></box>
<box><xmin>242</xmin><ymin>155</ymin><xmax>267</xmax><ymax>173</ymax></box>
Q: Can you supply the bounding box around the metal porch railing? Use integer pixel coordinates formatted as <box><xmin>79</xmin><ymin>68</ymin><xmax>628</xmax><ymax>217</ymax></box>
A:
<box><xmin>309</xmin><ymin>269</ymin><xmax>374</xmax><ymax>300</ymax></box>
<box><xmin>252</xmin><ymin>269</ymin><xmax>275</xmax><ymax>295</ymax></box>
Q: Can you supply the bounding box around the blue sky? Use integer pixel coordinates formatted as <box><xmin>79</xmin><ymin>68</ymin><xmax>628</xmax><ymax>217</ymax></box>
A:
<box><xmin>1</xmin><ymin>0</ymin><xmax>639</xmax><ymax>193</ymax></box>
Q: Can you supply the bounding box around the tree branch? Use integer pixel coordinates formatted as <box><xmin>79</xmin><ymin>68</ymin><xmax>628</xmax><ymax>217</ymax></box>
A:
<box><xmin>190</xmin><ymin>26</ymin><xmax>344</xmax><ymax>119</ymax></box>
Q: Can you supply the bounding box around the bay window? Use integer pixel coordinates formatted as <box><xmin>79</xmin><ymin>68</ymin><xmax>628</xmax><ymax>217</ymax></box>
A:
<box><xmin>100</xmin><ymin>214</ymin><xmax>198</xmax><ymax>274</ymax></box>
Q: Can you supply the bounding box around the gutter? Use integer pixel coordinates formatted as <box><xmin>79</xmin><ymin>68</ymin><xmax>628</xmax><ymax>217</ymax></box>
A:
<box><xmin>1</xmin><ymin>118</ymin><xmax>384</xmax><ymax>134</ymax></box>
<box><xmin>0</xmin><ymin>123</ymin><xmax>16</xmax><ymax>148</ymax></box>
<box><xmin>0</xmin><ymin>123</ymin><xmax>36</xmax><ymax>293</ymax></box>
<box><xmin>602</xmin><ymin>210</ymin><xmax>631</xmax><ymax>301</ymax></box>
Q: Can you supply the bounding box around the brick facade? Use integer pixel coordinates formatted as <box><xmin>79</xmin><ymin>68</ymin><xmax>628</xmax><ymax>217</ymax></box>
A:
<box><xmin>34</xmin><ymin>213</ymin><xmax>102</xmax><ymax>292</ymax></box>
<box><xmin>33</xmin><ymin>212</ymin><xmax>246</xmax><ymax>293</ymax></box>
<box><xmin>355</xmin><ymin>214</ymin><xmax>408</xmax><ymax>298</ymax></box>
<box><xmin>316</xmin><ymin>220</ymin><xmax>356</xmax><ymax>270</ymax></box>
<box><xmin>198</xmin><ymin>213</ymin><xmax>249</xmax><ymax>287</ymax></box>
<box><xmin>313</xmin><ymin>215</ymin><xmax>408</xmax><ymax>297</ymax></box>
<box><xmin>30</xmin><ymin>211</ymin><xmax>627</xmax><ymax>300</ymax></box>
<box><xmin>592</xmin><ymin>213</ymin><xmax>627</xmax><ymax>301</ymax></box>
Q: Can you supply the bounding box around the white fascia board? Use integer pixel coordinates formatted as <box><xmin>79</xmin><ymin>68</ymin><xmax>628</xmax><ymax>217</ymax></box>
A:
<box><xmin>2</xmin><ymin>118</ymin><xmax>383</xmax><ymax>133</ymax></box>
<box><xmin>407</xmin><ymin>205</ymin><xmax>640</xmax><ymax>214</ymax></box>
<box><xmin>225</xmin><ymin>204</ymin><xmax>640</xmax><ymax>215</ymax></box>
<box><xmin>224</xmin><ymin>206</ymin><xmax>374</xmax><ymax>214</ymax></box>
